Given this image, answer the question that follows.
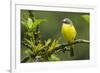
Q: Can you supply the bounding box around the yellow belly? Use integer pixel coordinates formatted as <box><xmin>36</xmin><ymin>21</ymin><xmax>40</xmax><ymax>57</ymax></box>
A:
<box><xmin>61</xmin><ymin>24</ymin><xmax>76</xmax><ymax>43</ymax></box>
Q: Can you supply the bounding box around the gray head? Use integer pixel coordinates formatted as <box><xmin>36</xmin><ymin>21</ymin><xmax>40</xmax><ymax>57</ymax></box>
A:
<box><xmin>62</xmin><ymin>18</ymin><xmax>73</xmax><ymax>24</ymax></box>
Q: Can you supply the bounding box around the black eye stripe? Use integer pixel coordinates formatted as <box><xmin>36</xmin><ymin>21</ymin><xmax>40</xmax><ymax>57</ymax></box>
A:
<box><xmin>62</xmin><ymin>21</ymin><xmax>71</xmax><ymax>24</ymax></box>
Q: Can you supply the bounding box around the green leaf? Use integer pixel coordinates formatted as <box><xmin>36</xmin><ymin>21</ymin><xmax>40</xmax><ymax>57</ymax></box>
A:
<box><xmin>34</xmin><ymin>43</ymin><xmax>43</xmax><ymax>53</ymax></box>
<box><xmin>27</xmin><ymin>18</ymin><xmax>33</xmax><ymax>29</ymax></box>
<box><xmin>45</xmin><ymin>39</ymin><xmax>51</xmax><ymax>47</ymax></box>
<box><xmin>26</xmin><ymin>18</ymin><xmax>46</xmax><ymax>31</ymax></box>
<box><xmin>32</xmin><ymin>39</ymin><xmax>51</xmax><ymax>54</ymax></box>
<box><xmin>24</xmin><ymin>49</ymin><xmax>33</xmax><ymax>56</ymax></box>
<box><xmin>48</xmin><ymin>40</ymin><xmax>59</xmax><ymax>52</ymax></box>
<box><xmin>24</xmin><ymin>38</ymin><xmax>35</xmax><ymax>48</ymax></box>
<box><xmin>21</xmin><ymin>20</ymin><xmax>28</xmax><ymax>30</ymax></box>
<box><xmin>32</xmin><ymin>19</ymin><xmax>47</xmax><ymax>29</ymax></box>
<box><xmin>81</xmin><ymin>15</ymin><xmax>90</xmax><ymax>23</ymax></box>
<box><xmin>48</xmin><ymin>54</ymin><xmax>60</xmax><ymax>61</ymax></box>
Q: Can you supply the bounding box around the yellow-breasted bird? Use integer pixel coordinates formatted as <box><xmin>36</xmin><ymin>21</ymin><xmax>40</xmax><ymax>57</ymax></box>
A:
<box><xmin>61</xmin><ymin>18</ymin><xmax>77</xmax><ymax>56</ymax></box>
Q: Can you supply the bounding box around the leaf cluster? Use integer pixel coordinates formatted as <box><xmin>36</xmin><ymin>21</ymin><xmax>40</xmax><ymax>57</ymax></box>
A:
<box><xmin>21</xmin><ymin>11</ymin><xmax>60</xmax><ymax>62</ymax></box>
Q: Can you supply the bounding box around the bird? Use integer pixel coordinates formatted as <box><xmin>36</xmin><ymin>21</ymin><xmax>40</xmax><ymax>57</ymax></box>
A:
<box><xmin>61</xmin><ymin>18</ymin><xmax>77</xmax><ymax>56</ymax></box>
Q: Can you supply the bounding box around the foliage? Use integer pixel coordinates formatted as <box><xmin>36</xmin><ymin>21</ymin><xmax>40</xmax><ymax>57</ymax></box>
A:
<box><xmin>21</xmin><ymin>10</ymin><xmax>90</xmax><ymax>63</ymax></box>
<box><xmin>21</xmin><ymin>11</ymin><xmax>61</xmax><ymax>62</ymax></box>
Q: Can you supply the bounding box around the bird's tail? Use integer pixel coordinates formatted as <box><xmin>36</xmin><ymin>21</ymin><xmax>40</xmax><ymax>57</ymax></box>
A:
<box><xmin>70</xmin><ymin>46</ymin><xmax>74</xmax><ymax>56</ymax></box>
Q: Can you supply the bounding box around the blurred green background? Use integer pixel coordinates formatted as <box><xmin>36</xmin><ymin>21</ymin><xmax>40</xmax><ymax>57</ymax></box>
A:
<box><xmin>21</xmin><ymin>10</ymin><xmax>90</xmax><ymax>61</ymax></box>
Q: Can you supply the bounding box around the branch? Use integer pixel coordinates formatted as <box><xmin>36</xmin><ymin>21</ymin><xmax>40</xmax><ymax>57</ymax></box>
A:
<box><xmin>49</xmin><ymin>39</ymin><xmax>89</xmax><ymax>55</ymax></box>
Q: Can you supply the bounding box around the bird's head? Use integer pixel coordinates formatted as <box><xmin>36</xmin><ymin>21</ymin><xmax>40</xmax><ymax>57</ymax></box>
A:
<box><xmin>61</xmin><ymin>18</ymin><xmax>73</xmax><ymax>24</ymax></box>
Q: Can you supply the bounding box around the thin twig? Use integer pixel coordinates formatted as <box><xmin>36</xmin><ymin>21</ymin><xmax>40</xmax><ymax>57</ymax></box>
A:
<box><xmin>29</xmin><ymin>10</ymin><xmax>35</xmax><ymax>22</ymax></box>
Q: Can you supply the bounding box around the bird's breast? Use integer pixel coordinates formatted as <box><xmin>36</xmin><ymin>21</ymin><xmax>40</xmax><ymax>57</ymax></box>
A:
<box><xmin>61</xmin><ymin>24</ymin><xmax>76</xmax><ymax>43</ymax></box>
